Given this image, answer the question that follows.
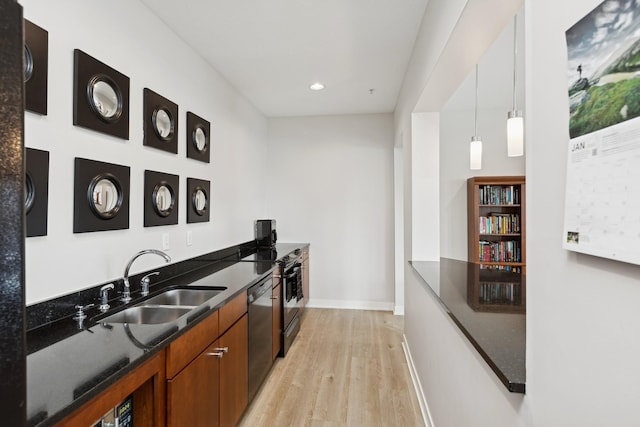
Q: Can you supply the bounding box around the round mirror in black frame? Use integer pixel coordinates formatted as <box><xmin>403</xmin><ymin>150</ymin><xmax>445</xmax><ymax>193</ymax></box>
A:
<box><xmin>186</xmin><ymin>112</ymin><xmax>210</xmax><ymax>163</ymax></box>
<box><xmin>25</xmin><ymin>172</ymin><xmax>35</xmax><ymax>214</ymax></box>
<box><xmin>25</xmin><ymin>20</ymin><xmax>48</xmax><ymax>115</ymax></box>
<box><xmin>144</xmin><ymin>170</ymin><xmax>179</xmax><ymax>227</ymax></box>
<box><xmin>74</xmin><ymin>50</ymin><xmax>130</xmax><ymax>139</ymax></box>
<box><xmin>26</xmin><ymin>148</ymin><xmax>50</xmax><ymax>238</ymax></box>
<box><xmin>192</xmin><ymin>187</ymin><xmax>208</xmax><ymax>216</ymax></box>
<box><xmin>87</xmin><ymin>174</ymin><xmax>123</xmax><ymax>219</ymax></box>
<box><xmin>152</xmin><ymin>107</ymin><xmax>174</xmax><ymax>141</ymax></box>
<box><xmin>152</xmin><ymin>182</ymin><xmax>175</xmax><ymax>217</ymax></box>
<box><xmin>74</xmin><ymin>158</ymin><xmax>130</xmax><ymax>233</ymax></box>
<box><xmin>24</xmin><ymin>45</ymin><xmax>34</xmax><ymax>83</ymax></box>
<box><xmin>186</xmin><ymin>177</ymin><xmax>210</xmax><ymax>223</ymax></box>
<box><xmin>87</xmin><ymin>75</ymin><xmax>123</xmax><ymax>123</ymax></box>
<box><xmin>143</xmin><ymin>88</ymin><xmax>178</xmax><ymax>153</ymax></box>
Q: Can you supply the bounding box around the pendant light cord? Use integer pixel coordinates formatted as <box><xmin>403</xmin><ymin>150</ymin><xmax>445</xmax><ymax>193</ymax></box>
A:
<box><xmin>512</xmin><ymin>15</ymin><xmax>518</xmax><ymax>111</ymax></box>
<box><xmin>474</xmin><ymin>64</ymin><xmax>479</xmax><ymax>136</ymax></box>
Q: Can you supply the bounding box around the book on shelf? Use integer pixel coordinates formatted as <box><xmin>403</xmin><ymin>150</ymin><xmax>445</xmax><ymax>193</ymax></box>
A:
<box><xmin>479</xmin><ymin>185</ymin><xmax>520</xmax><ymax>205</ymax></box>
<box><xmin>478</xmin><ymin>240</ymin><xmax>521</xmax><ymax>263</ymax></box>
<box><xmin>479</xmin><ymin>213</ymin><xmax>521</xmax><ymax>234</ymax></box>
<box><xmin>479</xmin><ymin>264</ymin><xmax>522</xmax><ymax>273</ymax></box>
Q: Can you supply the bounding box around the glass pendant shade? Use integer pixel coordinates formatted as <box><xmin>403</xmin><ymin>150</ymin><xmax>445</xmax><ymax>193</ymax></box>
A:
<box><xmin>470</xmin><ymin>136</ymin><xmax>482</xmax><ymax>170</ymax></box>
<box><xmin>507</xmin><ymin>111</ymin><xmax>524</xmax><ymax>157</ymax></box>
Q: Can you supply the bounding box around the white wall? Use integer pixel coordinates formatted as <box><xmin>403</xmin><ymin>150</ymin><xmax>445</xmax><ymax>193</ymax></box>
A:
<box><xmin>267</xmin><ymin>114</ymin><xmax>395</xmax><ymax>310</ymax></box>
<box><xmin>393</xmin><ymin>145</ymin><xmax>405</xmax><ymax>315</ymax></box>
<box><xmin>410</xmin><ymin>112</ymin><xmax>440</xmax><ymax>261</ymax></box>
<box><xmin>526</xmin><ymin>0</ymin><xmax>640</xmax><ymax>424</ymax></box>
<box><xmin>22</xmin><ymin>0</ymin><xmax>268</xmax><ymax>304</ymax></box>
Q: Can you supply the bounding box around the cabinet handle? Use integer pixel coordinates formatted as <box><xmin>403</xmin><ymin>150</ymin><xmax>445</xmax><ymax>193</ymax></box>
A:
<box><xmin>206</xmin><ymin>347</ymin><xmax>228</xmax><ymax>358</ymax></box>
<box><xmin>270</xmin><ymin>296</ymin><xmax>278</xmax><ymax>300</ymax></box>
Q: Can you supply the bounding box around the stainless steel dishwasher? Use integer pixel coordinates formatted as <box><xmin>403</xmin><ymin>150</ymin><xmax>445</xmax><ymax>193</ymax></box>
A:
<box><xmin>247</xmin><ymin>275</ymin><xmax>274</xmax><ymax>403</ymax></box>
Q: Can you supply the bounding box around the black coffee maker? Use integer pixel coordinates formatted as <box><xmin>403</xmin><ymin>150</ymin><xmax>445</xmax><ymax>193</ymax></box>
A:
<box><xmin>255</xmin><ymin>219</ymin><xmax>277</xmax><ymax>248</ymax></box>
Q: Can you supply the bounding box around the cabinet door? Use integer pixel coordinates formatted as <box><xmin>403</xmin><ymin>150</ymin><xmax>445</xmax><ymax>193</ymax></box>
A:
<box><xmin>272</xmin><ymin>283</ymin><xmax>282</xmax><ymax>360</ymax></box>
<box><xmin>219</xmin><ymin>313</ymin><xmax>248</xmax><ymax>427</ymax></box>
<box><xmin>167</xmin><ymin>343</ymin><xmax>220</xmax><ymax>427</ymax></box>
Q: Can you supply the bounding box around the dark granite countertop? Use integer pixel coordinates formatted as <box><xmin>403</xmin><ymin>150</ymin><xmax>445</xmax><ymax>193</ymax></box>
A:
<box><xmin>26</xmin><ymin>242</ymin><xmax>308</xmax><ymax>426</ymax></box>
<box><xmin>410</xmin><ymin>258</ymin><xmax>526</xmax><ymax>393</ymax></box>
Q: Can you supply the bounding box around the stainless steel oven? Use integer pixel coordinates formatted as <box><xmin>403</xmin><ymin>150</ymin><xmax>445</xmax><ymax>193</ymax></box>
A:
<box><xmin>280</xmin><ymin>249</ymin><xmax>302</xmax><ymax>356</ymax></box>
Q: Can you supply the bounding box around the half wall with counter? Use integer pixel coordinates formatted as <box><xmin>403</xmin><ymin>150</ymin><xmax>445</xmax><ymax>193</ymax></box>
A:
<box><xmin>404</xmin><ymin>258</ymin><xmax>527</xmax><ymax>427</ymax></box>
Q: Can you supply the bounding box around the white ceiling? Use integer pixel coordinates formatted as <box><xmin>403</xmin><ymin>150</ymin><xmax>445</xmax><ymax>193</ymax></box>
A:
<box><xmin>139</xmin><ymin>0</ymin><xmax>429</xmax><ymax>118</ymax></box>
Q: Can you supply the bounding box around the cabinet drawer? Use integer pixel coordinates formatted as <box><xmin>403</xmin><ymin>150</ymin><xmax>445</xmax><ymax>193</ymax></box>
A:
<box><xmin>219</xmin><ymin>292</ymin><xmax>247</xmax><ymax>334</ymax></box>
<box><xmin>166</xmin><ymin>310</ymin><xmax>219</xmax><ymax>379</ymax></box>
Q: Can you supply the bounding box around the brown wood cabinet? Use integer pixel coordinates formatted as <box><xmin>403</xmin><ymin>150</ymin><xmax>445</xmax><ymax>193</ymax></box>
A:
<box><xmin>467</xmin><ymin>176</ymin><xmax>526</xmax><ymax>271</ymax></box>
<box><xmin>272</xmin><ymin>273</ymin><xmax>282</xmax><ymax>360</ymax></box>
<box><xmin>167</xmin><ymin>342</ymin><xmax>220</xmax><ymax>427</ymax></box>
<box><xmin>166</xmin><ymin>292</ymin><xmax>248</xmax><ymax>427</ymax></box>
<box><xmin>55</xmin><ymin>351</ymin><xmax>166</xmax><ymax>427</ymax></box>
<box><xmin>300</xmin><ymin>247</ymin><xmax>310</xmax><ymax>312</ymax></box>
<box><xmin>218</xmin><ymin>313</ymin><xmax>248</xmax><ymax>427</ymax></box>
<box><xmin>166</xmin><ymin>311</ymin><xmax>220</xmax><ymax>427</ymax></box>
<box><xmin>166</xmin><ymin>311</ymin><xmax>219</xmax><ymax>379</ymax></box>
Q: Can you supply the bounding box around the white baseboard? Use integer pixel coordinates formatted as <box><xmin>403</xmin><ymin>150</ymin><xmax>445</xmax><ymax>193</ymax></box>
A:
<box><xmin>394</xmin><ymin>305</ymin><xmax>405</xmax><ymax>316</ymax></box>
<box><xmin>306</xmin><ymin>298</ymin><xmax>394</xmax><ymax>312</ymax></box>
<box><xmin>402</xmin><ymin>335</ymin><xmax>434</xmax><ymax>427</ymax></box>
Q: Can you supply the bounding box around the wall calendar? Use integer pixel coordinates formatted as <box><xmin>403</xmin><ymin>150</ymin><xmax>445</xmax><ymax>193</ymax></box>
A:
<box><xmin>564</xmin><ymin>0</ymin><xmax>640</xmax><ymax>265</ymax></box>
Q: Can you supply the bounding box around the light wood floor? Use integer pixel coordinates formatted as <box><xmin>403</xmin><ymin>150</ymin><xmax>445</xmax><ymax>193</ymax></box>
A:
<box><xmin>238</xmin><ymin>308</ymin><xmax>424</xmax><ymax>427</ymax></box>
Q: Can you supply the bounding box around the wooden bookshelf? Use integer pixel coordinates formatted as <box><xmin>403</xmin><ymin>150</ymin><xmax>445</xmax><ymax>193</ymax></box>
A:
<box><xmin>467</xmin><ymin>176</ymin><xmax>526</xmax><ymax>270</ymax></box>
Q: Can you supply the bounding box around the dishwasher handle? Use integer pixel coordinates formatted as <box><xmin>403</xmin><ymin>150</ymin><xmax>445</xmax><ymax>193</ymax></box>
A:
<box><xmin>247</xmin><ymin>278</ymin><xmax>273</xmax><ymax>304</ymax></box>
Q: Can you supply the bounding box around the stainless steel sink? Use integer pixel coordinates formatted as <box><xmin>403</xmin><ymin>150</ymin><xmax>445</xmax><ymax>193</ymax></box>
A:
<box><xmin>140</xmin><ymin>287</ymin><xmax>225</xmax><ymax>307</ymax></box>
<box><xmin>100</xmin><ymin>306</ymin><xmax>192</xmax><ymax>324</ymax></box>
<box><xmin>97</xmin><ymin>286</ymin><xmax>227</xmax><ymax>324</ymax></box>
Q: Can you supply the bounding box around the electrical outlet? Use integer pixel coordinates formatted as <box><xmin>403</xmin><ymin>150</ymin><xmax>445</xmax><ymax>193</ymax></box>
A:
<box><xmin>162</xmin><ymin>233</ymin><xmax>170</xmax><ymax>250</ymax></box>
<box><xmin>186</xmin><ymin>231</ymin><xmax>193</xmax><ymax>246</ymax></box>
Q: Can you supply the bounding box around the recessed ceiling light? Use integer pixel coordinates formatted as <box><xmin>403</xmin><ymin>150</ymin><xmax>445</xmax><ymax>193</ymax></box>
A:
<box><xmin>309</xmin><ymin>82</ymin><xmax>325</xmax><ymax>91</ymax></box>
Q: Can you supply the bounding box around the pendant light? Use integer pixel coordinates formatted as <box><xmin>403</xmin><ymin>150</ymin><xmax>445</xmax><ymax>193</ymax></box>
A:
<box><xmin>507</xmin><ymin>15</ymin><xmax>524</xmax><ymax>157</ymax></box>
<box><xmin>470</xmin><ymin>64</ymin><xmax>482</xmax><ymax>170</ymax></box>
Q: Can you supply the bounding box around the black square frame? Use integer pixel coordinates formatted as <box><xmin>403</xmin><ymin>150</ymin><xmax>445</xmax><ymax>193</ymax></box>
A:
<box><xmin>24</xmin><ymin>19</ymin><xmax>48</xmax><ymax>115</ymax></box>
<box><xmin>186</xmin><ymin>112</ymin><xmax>210</xmax><ymax>163</ymax></box>
<box><xmin>74</xmin><ymin>158</ymin><xmax>130</xmax><ymax>233</ymax></box>
<box><xmin>144</xmin><ymin>170</ymin><xmax>179</xmax><ymax>227</ymax></box>
<box><xmin>144</xmin><ymin>88</ymin><xmax>178</xmax><ymax>154</ymax></box>
<box><xmin>187</xmin><ymin>178</ymin><xmax>210</xmax><ymax>223</ymax></box>
<box><xmin>26</xmin><ymin>148</ymin><xmax>49</xmax><ymax>237</ymax></box>
<box><xmin>73</xmin><ymin>49</ymin><xmax>130</xmax><ymax>140</ymax></box>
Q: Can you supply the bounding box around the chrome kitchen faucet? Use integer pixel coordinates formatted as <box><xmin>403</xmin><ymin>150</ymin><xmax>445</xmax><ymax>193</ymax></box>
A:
<box><xmin>121</xmin><ymin>249</ymin><xmax>171</xmax><ymax>303</ymax></box>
